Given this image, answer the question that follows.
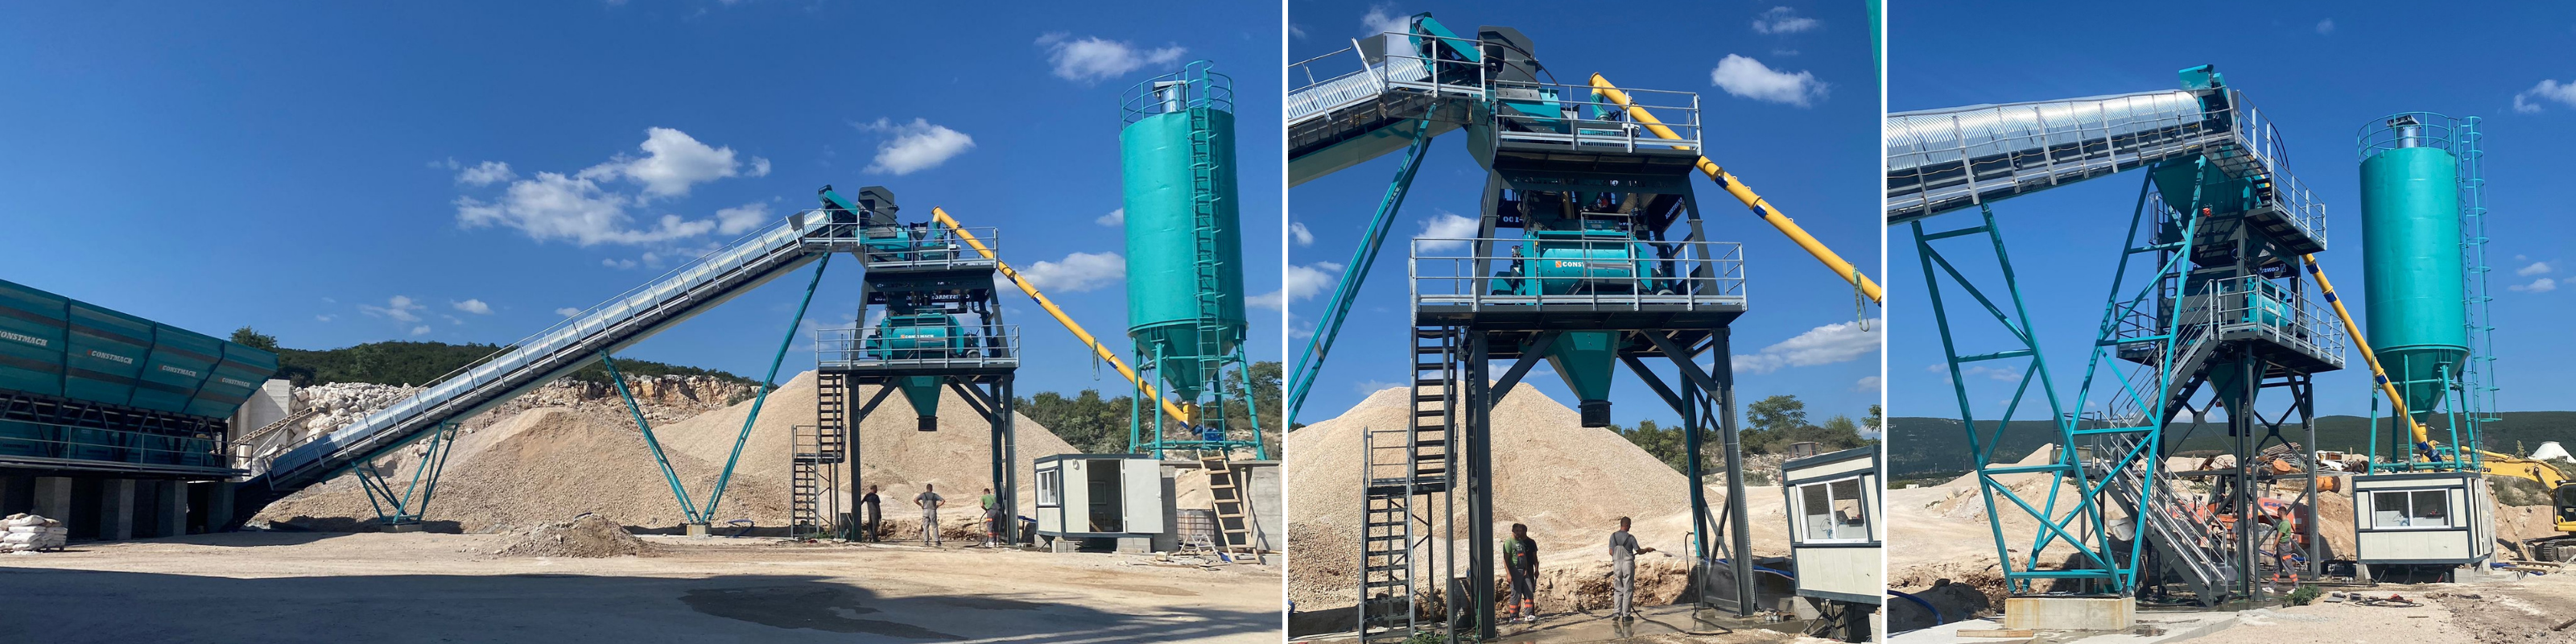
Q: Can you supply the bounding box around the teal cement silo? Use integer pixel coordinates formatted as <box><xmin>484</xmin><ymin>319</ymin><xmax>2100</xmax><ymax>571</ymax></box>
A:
<box><xmin>1120</xmin><ymin>61</ymin><xmax>1248</xmax><ymax>401</ymax></box>
<box><xmin>2357</xmin><ymin>114</ymin><xmax>2468</xmax><ymax>417</ymax></box>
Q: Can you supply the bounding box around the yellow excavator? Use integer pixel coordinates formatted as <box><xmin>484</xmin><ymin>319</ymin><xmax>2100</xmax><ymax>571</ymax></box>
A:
<box><xmin>2477</xmin><ymin>448</ymin><xmax>2576</xmax><ymax>560</ymax></box>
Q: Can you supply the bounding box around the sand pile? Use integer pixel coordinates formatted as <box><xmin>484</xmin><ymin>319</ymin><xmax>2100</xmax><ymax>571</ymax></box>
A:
<box><xmin>254</xmin><ymin>370</ymin><xmax>1080</xmax><ymax>535</ymax></box>
<box><xmin>650</xmin><ymin>371</ymin><xmax>1080</xmax><ymax>537</ymax></box>
<box><xmin>489</xmin><ymin>514</ymin><xmax>656</xmax><ymax>558</ymax></box>
<box><xmin>1286</xmin><ymin>386</ymin><xmax>1781</xmax><ymax>613</ymax></box>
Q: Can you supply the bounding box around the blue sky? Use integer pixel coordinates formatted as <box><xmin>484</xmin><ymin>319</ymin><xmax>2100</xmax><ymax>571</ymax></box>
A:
<box><xmin>0</xmin><ymin>2</ymin><xmax>1282</xmax><ymax>399</ymax></box>
<box><xmin>1889</xmin><ymin>1</ymin><xmax>2576</xmax><ymax>421</ymax></box>
<box><xmin>1287</xmin><ymin>1</ymin><xmax>1883</xmax><ymax>429</ymax></box>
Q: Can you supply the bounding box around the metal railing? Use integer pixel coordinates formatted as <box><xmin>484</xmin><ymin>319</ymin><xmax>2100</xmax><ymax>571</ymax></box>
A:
<box><xmin>2110</xmin><ymin>277</ymin><xmax>2347</xmax><ymax>369</ymax></box>
<box><xmin>1886</xmin><ymin>88</ymin><xmax>2326</xmax><ymax>246</ymax></box>
<box><xmin>1125</xmin><ymin>60</ymin><xmax>1235</xmax><ymax>125</ymax></box>
<box><xmin>1410</xmin><ymin>237</ymin><xmax>1744</xmax><ymax>311</ymax></box>
<box><xmin>1488</xmin><ymin>80</ymin><xmax>1701</xmax><ymax>154</ymax></box>
<box><xmin>814</xmin><ymin>325</ymin><xmax>1021</xmax><ymax>370</ymax></box>
<box><xmin>856</xmin><ymin>225</ymin><xmax>998</xmax><ymax>271</ymax></box>
<box><xmin>0</xmin><ymin>420</ymin><xmax>239</xmax><ymax>474</ymax></box>
<box><xmin>1288</xmin><ymin>31</ymin><xmax>1493</xmax><ymax>125</ymax></box>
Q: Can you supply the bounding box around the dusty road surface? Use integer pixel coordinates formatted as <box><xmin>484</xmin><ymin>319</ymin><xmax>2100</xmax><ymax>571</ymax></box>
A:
<box><xmin>0</xmin><ymin>531</ymin><xmax>1279</xmax><ymax>643</ymax></box>
<box><xmin>2176</xmin><ymin>571</ymin><xmax>2576</xmax><ymax>644</ymax></box>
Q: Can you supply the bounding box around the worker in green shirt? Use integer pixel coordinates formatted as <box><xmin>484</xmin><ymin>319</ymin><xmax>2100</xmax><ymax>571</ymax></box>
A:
<box><xmin>980</xmin><ymin>487</ymin><xmax>1001</xmax><ymax>547</ymax></box>
<box><xmin>1501</xmin><ymin>523</ymin><xmax>1539</xmax><ymax>624</ymax></box>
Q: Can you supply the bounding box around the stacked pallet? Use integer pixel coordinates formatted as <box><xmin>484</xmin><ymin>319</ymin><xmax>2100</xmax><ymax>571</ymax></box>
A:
<box><xmin>1</xmin><ymin>514</ymin><xmax>67</xmax><ymax>552</ymax></box>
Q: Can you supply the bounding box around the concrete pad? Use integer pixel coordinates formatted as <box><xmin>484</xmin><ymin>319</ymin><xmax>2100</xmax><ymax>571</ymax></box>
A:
<box><xmin>1893</xmin><ymin>612</ymin><xmax>2238</xmax><ymax>644</ymax></box>
<box><xmin>2003</xmin><ymin>597</ymin><xmax>2133</xmax><ymax>630</ymax></box>
<box><xmin>683</xmin><ymin>522</ymin><xmax>708</xmax><ymax>537</ymax></box>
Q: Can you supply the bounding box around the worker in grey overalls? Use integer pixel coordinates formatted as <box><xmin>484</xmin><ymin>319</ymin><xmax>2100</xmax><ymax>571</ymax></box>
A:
<box><xmin>1608</xmin><ymin>516</ymin><xmax>1656</xmax><ymax>619</ymax></box>
<box><xmin>915</xmin><ymin>483</ymin><xmax>945</xmax><ymax>547</ymax></box>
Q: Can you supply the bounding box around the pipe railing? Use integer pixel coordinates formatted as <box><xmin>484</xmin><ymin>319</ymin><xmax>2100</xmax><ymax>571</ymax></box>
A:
<box><xmin>814</xmin><ymin>325</ymin><xmax>1022</xmax><ymax>370</ymax></box>
<box><xmin>1410</xmin><ymin>237</ymin><xmax>1744</xmax><ymax>312</ymax></box>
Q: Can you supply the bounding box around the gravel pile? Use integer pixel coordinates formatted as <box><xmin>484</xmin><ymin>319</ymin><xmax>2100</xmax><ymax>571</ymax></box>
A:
<box><xmin>489</xmin><ymin>514</ymin><xmax>655</xmax><ymax>558</ymax></box>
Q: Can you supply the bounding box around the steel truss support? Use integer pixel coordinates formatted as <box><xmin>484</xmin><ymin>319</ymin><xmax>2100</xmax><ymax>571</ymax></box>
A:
<box><xmin>355</xmin><ymin>420</ymin><xmax>459</xmax><ymax>527</ymax></box>
<box><xmin>1287</xmin><ymin>118</ymin><xmax>1437</xmax><ymax>427</ymax></box>
<box><xmin>601</xmin><ymin>254</ymin><xmax>829</xmax><ymax>528</ymax></box>
<box><xmin>1912</xmin><ymin>200</ymin><xmax>2169</xmax><ymax>595</ymax></box>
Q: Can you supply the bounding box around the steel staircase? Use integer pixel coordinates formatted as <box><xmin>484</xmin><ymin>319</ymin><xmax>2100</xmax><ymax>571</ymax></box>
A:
<box><xmin>1197</xmin><ymin>450</ymin><xmax>1261</xmax><ymax>556</ymax></box>
<box><xmin>2096</xmin><ymin>432</ymin><xmax>2238</xmax><ymax>604</ymax></box>
<box><xmin>1357</xmin><ymin>328</ymin><xmax>1456</xmax><ymax>639</ymax></box>
<box><xmin>790</xmin><ymin>373</ymin><xmax>849</xmax><ymax>539</ymax></box>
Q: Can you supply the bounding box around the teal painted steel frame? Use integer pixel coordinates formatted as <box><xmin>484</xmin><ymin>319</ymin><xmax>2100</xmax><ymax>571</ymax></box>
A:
<box><xmin>603</xmin><ymin>352</ymin><xmax>704</xmax><ymax>523</ymax></box>
<box><xmin>1286</xmin><ymin>118</ymin><xmax>1436</xmax><ymax>427</ymax></box>
<box><xmin>704</xmin><ymin>253</ymin><xmax>832</xmax><ymax>520</ymax></box>
<box><xmin>1909</xmin><ymin>202</ymin><xmax>2151</xmax><ymax>594</ymax></box>
<box><xmin>355</xmin><ymin>420</ymin><xmax>459</xmax><ymax>526</ymax></box>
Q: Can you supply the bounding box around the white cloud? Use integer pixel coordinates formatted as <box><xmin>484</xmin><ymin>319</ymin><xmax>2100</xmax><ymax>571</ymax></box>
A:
<box><xmin>1035</xmin><ymin>33</ymin><xmax>1186</xmax><ymax>83</ymax></box>
<box><xmin>1096</xmin><ymin>208</ymin><xmax>1125</xmax><ymax>226</ymax></box>
<box><xmin>602</xmin><ymin>258</ymin><xmax>638</xmax><ymax>270</ymax></box>
<box><xmin>1361</xmin><ymin>5</ymin><xmax>1409</xmax><ymax>35</ymax></box>
<box><xmin>1018</xmin><ymin>251</ymin><xmax>1126</xmax><ymax>292</ymax></box>
<box><xmin>1855</xmin><ymin>376</ymin><xmax>1881</xmax><ymax>391</ymax></box>
<box><xmin>2518</xmin><ymin>261</ymin><xmax>2552</xmax><ymax>276</ymax></box>
<box><xmin>409</xmin><ymin>325</ymin><xmax>431</xmax><ymax>336</ymax></box>
<box><xmin>2511</xmin><ymin>277</ymin><xmax>2557</xmax><ymax>293</ymax></box>
<box><xmin>314</xmin><ymin>314</ymin><xmax>334</xmax><ymax>323</ymax></box>
<box><xmin>2515</xmin><ymin>79</ymin><xmax>2576</xmax><ymax>114</ymax></box>
<box><xmin>452</xmin><ymin>128</ymin><xmax>764</xmax><ymax>247</ymax></box>
<box><xmin>714</xmin><ymin>202</ymin><xmax>770</xmax><ymax>236</ymax></box>
<box><xmin>1751</xmin><ymin>6</ymin><xmax>1819</xmax><ymax>34</ymax></box>
<box><xmin>455</xmin><ymin>161</ymin><xmax>514</xmax><ymax>186</ymax></box>
<box><xmin>1710</xmin><ymin>54</ymin><xmax>1826</xmax><ymax>107</ymax></box>
<box><xmin>2314</xmin><ymin>19</ymin><xmax>2335</xmax><ymax>35</ymax></box>
<box><xmin>1290</xmin><ymin>23</ymin><xmax>1307</xmax><ymax>39</ymax></box>
<box><xmin>579</xmin><ymin>127</ymin><xmax>764</xmax><ymax>197</ymax></box>
<box><xmin>440</xmin><ymin>314</ymin><xmax>463</xmax><ymax>325</ymax></box>
<box><xmin>1413</xmin><ymin>212</ymin><xmax>1481</xmax><ymax>252</ymax></box>
<box><xmin>1290</xmin><ymin>221</ymin><xmax>1315</xmax><ymax>246</ymax></box>
<box><xmin>451</xmin><ymin>299</ymin><xmax>493</xmax><ymax>315</ymax></box>
<box><xmin>1251</xmin><ymin>262</ymin><xmax>1343</xmax><ymax>310</ymax></box>
<box><xmin>1734</xmin><ymin>320</ymin><xmax>1880</xmax><ymax>374</ymax></box>
<box><xmin>555</xmin><ymin>308</ymin><xmax>583</xmax><ymax>317</ymax></box>
<box><xmin>858</xmin><ymin>118</ymin><xmax>976</xmax><ymax>175</ymax></box>
<box><xmin>359</xmin><ymin>295</ymin><xmax>426</xmax><ymax>322</ymax></box>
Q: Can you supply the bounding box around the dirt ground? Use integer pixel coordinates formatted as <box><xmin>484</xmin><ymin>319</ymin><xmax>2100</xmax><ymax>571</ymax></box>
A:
<box><xmin>2184</xmin><ymin>571</ymin><xmax>2576</xmax><ymax>643</ymax></box>
<box><xmin>0</xmin><ymin>530</ymin><xmax>1279</xmax><ymax>643</ymax></box>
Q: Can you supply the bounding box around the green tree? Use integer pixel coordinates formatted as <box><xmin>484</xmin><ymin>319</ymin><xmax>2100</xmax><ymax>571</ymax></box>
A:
<box><xmin>1864</xmin><ymin>403</ymin><xmax>1882</xmax><ymax>436</ymax></box>
<box><xmin>1741</xmin><ymin>394</ymin><xmax>1810</xmax><ymax>455</ymax></box>
<box><xmin>229</xmin><ymin>326</ymin><xmax>279</xmax><ymax>352</ymax></box>
<box><xmin>1616</xmin><ymin>419</ymin><xmax>1690</xmax><ymax>473</ymax></box>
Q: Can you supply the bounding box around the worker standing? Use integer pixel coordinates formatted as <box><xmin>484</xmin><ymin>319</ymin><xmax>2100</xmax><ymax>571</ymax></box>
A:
<box><xmin>860</xmin><ymin>485</ymin><xmax>883</xmax><ymax>543</ymax></box>
<box><xmin>915</xmin><ymin>483</ymin><xmax>945</xmax><ymax>547</ymax></box>
<box><xmin>980</xmin><ymin>487</ymin><xmax>1001</xmax><ymax>547</ymax></box>
<box><xmin>1607</xmin><ymin>517</ymin><xmax>1656</xmax><ymax>619</ymax></box>
<box><xmin>1502</xmin><ymin>522</ymin><xmax>1540</xmax><ymax>624</ymax></box>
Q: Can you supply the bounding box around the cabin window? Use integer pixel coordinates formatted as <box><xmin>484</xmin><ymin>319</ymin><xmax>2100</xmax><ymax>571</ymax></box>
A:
<box><xmin>2372</xmin><ymin>489</ymin><xmax>2450</xmax><ymax>528</ymax></box>
<box><xmin>1038</xmin><ymin>469</ymin><xmax>1062</xmax><ymax>507</ymax></box>
<box><xmin>1794</xmin><ymin>476</ymin><xmax>1871</xmax><ymax>543</ymax></box>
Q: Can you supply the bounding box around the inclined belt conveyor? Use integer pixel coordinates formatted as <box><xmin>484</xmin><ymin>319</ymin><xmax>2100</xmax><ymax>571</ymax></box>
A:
<box><xmin>245</xmin><ymin>211</ymin><xmax>863</xmax><ymax>503</ymax></box>
<box><xmin>1886</xmin><ymin>89</ymin><xmax>2319</xmax><ymax>235</ymax></box>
